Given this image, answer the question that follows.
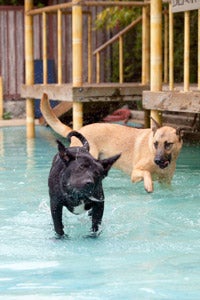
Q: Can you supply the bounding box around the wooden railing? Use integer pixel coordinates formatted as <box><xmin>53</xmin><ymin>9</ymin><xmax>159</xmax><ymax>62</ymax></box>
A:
<box><xmin>161</xmin><ymin>2</ymin><xmax>200</xmax><ymax>92</ymax></box>
<box><xmin>93</xmin><ymin>16</ymin><xmax>143</xmax><ymax>84</ymax></box>
<box><xmin>53</xmin><ymin>1</ymin><xmax>200</xmax><ymax>94</ymax></box>
<box><xmin>24</xmin><ymin>0</ymin><xmax>150</xmax><ymax>137</ymax></box>
<box><xmin>25</xmin><ymin>1</ymin><xmax>149</xmax><ymax>87</ymax></box>
<box><xmin>143</xmin><ymin>0</ymin><xmax>200</xmax><ymax>125</ymax></box>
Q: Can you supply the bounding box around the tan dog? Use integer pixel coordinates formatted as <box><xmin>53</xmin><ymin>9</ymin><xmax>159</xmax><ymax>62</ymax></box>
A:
<box><xmin>40</xmin><ymin>93</ymin><xmax>183</xmax><ymax>193</ymax></box>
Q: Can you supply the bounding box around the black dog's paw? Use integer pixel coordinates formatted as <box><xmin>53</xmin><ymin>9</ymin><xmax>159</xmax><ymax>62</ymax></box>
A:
<box><xmin>54</xmin><ymin>233</ymin><xmax>70</xmax><ymax>240</ymax></box>
<box><xmin>89</xmin><ymin>231</ymin><xmax>101</xmax><ymax>238</ymax></box>
<box><xmin>84</xmin><ymin>227</ymin><xmax>102</xmax><ymax>239</ymax></box>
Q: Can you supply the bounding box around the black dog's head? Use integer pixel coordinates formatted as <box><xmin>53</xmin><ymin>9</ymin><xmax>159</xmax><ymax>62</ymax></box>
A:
<box><xmin>57</xmin><ymin>131</ymin><xmax>121</xmax><ymax>202</ymax></box>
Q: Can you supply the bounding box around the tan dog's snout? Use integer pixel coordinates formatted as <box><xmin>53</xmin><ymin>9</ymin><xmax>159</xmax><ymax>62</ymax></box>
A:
<box><xmin>154</xmin><ymin>152</ymin><xmax>172</xmax><ymax>169</ymax></box>
<box><xmin>153</xmin><ymin>141</ymin><xmax>173</xmax><ymax>169</ymax></box>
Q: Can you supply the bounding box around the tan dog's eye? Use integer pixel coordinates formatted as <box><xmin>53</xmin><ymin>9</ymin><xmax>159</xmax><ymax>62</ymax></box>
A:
<box><xmin>164</xmin><ymin>142</ymin><xmax>173</xmax><ymax>150</ymax></box>
<box><xmin>154</xmin><ymin>141</ymin><xmax>158</xmax><ymax>149</ymax></box>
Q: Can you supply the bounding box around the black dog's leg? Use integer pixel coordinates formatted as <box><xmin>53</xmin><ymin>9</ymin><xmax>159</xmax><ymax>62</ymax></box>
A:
<box><xmin>91</xmin><ymin>202</ymin><xmax>104</xmax><ymax>235</ymax></box>
<box><xmin>50</xmin><ymin>200</ymin><xmax>64</xmax><ymax>236</ymax></box>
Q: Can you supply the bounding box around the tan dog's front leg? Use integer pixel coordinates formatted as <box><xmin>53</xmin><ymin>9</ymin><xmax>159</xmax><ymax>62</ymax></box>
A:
<box><xmin>131</xmin><ymin>169</ymin><xmax>153</xmax><ymax>193</ymax></box>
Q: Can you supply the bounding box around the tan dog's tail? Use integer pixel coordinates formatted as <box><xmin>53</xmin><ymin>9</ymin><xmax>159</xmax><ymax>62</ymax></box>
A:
<box><xmin>40</xmin><ymin>93</ymin><xmax>72</xmax><ymax>137</ymax></box>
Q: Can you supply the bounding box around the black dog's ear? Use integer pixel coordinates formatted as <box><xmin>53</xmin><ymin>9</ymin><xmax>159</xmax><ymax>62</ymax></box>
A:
<box><xmin>57</xmin><ymin>140</ymin><xmax>76</xmax><ymax>162</ymax></box>
<box><xmin>57</xmin><ymin>140</ymin><xmax>65</xmax><ymax>153</ymax></box>
<box><xmin>101</xmin><ymin>153</ymin><xmax>121</xmax><ymax>176</ymax></box>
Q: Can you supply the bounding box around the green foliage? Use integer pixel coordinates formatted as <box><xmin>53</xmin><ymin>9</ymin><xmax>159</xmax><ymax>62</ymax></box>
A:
<box><xmin>96</xmin><ymin>3</ymin><xmax>198</xmax><ymax>84</ymax></box>
<box><xmin>172</xmin><ymin>10</ymin><xmax>198</xmax><ymax>83</ymax></box>
<box><xmin>95</xmin><ymin>6</ymin><xmax>140</xmax><ymax>29</ymax></box>
<box><xmin>3</xmin><ymin>112</ymin><xmax>12</xmax><ymax>120</ymax></box>
<box><xmin>0</xmin><ymin>0</ymin><xmax>48</xmax><ymax>6</ymax></box>
<box><xmin>95</xmin><ymin>4</ymin><xmax>142</xmax><ymax>82</ymax></box>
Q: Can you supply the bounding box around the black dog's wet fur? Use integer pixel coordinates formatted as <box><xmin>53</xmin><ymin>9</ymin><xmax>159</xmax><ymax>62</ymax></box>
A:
<box><xmin>48</xmin><ymin>131</ymin><xmax>120</xmax><ymax>237</ymax></box>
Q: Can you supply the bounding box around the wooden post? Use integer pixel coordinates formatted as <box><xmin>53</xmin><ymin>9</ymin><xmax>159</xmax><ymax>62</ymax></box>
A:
<box><xmin>119</xmin><ymin>36</ymin><xmax>124</xmax><ymax>83</ymax></box>
<box><xmin>88</xmin><ymin>13</ymin><xmax>92</xmax><ymax>84</ymax></box>
<box><xmin>164</xmin><ymin>7</ymin><xmax>168</xmax><ymax>84</ymax></box>
<box><xmin>42</xmin><ymin>12</ymin><xmax>47</xmax><ymax>84</ymax></box>
<box><xmin>72</xmin><ymin>0</ymin><xmax>83</xmax><ymax>130</ymax></box>
<box><xmin>0</xmin><ymin>128</ymin><xmax>4</xmax><ymax>157</ymax></box>
<box><xmin>169</xmin><ymin>3</ymin><xmax>174</xmax><ymax>90</ymax></box>
<box><xmin>142</xmin><ymin>3</ymin><xmax>150</xmax><ymax>128</ymax></box>
<box><xmin>150</xmin><ymin>0</ymin><xmax>162</xmax><ymax>127</ymax></box>
<box><xmin>142</xmin><ymin>3</ymin><xmax>150</xmax><ymax>85</ymax></box>
<box><xmin>0</xmin><ymin>77</ymin><xmax>3</xmax><ymax>119</ymax></box>
<box><xmin>57</xmin><ymin>9</ymin><xmax>62</xmax><ymax>84</ymax></box>
<box><xmin>198</xmin><ymin>9</ymin><xmax>200</xmax><ymax>89</ymax></box>
<box><xmin>184</xmin><ymin>11</ymin><xmax>190</xmax><ymax>92</ymax></box>
<box><xmin>96</xmin><ymin>52</ymin><xmax>100</xmax><ymax>83</ymax></box>
<box><xmin>25</xmin><ymin>0</ymin><xmax>35</xmax><ymax>138</ymax></box>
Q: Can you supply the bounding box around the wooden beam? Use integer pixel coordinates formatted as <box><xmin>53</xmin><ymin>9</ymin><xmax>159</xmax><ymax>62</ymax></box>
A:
<box><xmin>142</xmin><ymin>3</ymin><xmax>150</xmax><ymax>85</ymax></box>
<box><xmin>21</xmin><ymin>83</ymin><xmax>149</xmax><ymax>102</ymax></box>
<box><xmin>21</xmin><ymin>84</ymin><xmax>74</xmax><ymax>101</ymax></box>
<box><xmin>42</xmin><ymin>12</ymin><xmax>47</xmax><ymax>84</ymax></box>
<box><xmin>57</xmin><ymin>9</ymin><xmax>62</xmax><ymax>84</ymax></box>
<box><xmin>87</xmin><ymin>13</ymin><xmax>92</xmax><ymax>84</ymax></box>
<box><xmin>25</xmin><ymin>0</ymin><xmax>35</xmax><ymax>138</ymax></box>
<box><xmin>184</xmin><ymin>11</ymin><xmax>190</xmax><ymax>92</ymax></box>
<box><xmin>143</xmin><ymin>91</ymin><xmax>200</xmax><ymax>113</ymax></box>
<box><xmin>83</xmin><ymin>1</ymin><xmax>149</xmax><ymax>7</ymax></box>
<box><xmin>72</xmin><ymin>0</ymin><xmax>83</xmax><ymax>129</ymax></box>
<box><xmin>169</xmin><ymin>3</ymin><xmax>174</xmax><ymax>90</ymax></box>
<box><xmin>164</xmin><ymin>7</ymin><xmax>168</xmax><ymax>84</ymax></box>
<box><xmin>150</xmin><ymin>0</ymin><xmax>162</xmax><ymax>126</ymax></box>
<box><xmin>119</xmin><ymin>36</ymin><xmax>124</xmax><ymax>83</ymax></box>
<box><xmin>26</xmin><ymin>1</ymin><xmax>149</xmax><ymax>15</ymax></box>
<box><xmin>93</xmin><ymin>17</ymin><xmax>142</xmax><ymax>55</ymax></box>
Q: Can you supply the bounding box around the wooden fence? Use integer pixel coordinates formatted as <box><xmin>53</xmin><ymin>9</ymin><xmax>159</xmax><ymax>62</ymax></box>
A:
<box><xmin>0</xmin><ymin>4</ymin><xmax>108</xmax><ymax>100</ymax></box>
<box><xmin>0</xmin><ymin>6</ymin><xmax>24</xmax><ymax>100</ymax></box>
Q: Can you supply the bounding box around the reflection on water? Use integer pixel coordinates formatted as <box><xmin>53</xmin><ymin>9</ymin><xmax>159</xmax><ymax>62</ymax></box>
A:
<box><xmin>0</xmin><ymin>126</ymin><xmax>200</xmax><ymax>299</ymax></box>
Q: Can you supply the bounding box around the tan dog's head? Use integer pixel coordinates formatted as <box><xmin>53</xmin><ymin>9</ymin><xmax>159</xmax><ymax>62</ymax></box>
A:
<box><xmin>151</xmin><ymin>119</ymin><xmax>183</xmax><ymax>169</ymax></box>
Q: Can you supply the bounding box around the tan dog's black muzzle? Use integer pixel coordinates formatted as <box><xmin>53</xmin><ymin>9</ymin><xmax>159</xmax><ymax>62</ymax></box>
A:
<box><xmin>154</xmin><ymin>154</ymin><xmax>172</xmax><ymax>169</ymax></box>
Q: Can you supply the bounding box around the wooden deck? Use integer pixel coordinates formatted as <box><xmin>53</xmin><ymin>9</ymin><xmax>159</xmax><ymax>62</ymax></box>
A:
<box><xmin>143</xmin><ymin>90</ymin><xmax>200</xmax><ymax>113</ymax></box>
<box><xmin>21</xmin><ymin>83</ymin><xmax>149</xmax><ymax>102</ymax></box>
<box><xmin>21</xmin><ymin>82</ymin><xmax>200</xmax><ymax>114</ymax></box>
<box><xmin>143</xmin><ymin>84</ymin><xmax>200</xmax><ymax>114</ymax></box>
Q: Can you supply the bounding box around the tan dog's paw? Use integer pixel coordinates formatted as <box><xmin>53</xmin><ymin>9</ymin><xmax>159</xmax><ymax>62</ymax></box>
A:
<box><xmin>143</xmin><ymin>172</ymin><xmax>153</xmax><ymax>193</ymax></box>
<box><xmin>144</xmin><ymin>179</ymin><xmax>153</xmax><ymax>193</ymax></box>
<box><xmin>131</xmin><ymin>169</ymin><xmax>153</xmax><ymax>193</ymax></box>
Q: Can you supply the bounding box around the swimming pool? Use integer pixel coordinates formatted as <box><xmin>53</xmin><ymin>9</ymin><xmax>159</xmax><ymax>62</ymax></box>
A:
<box><xmin>0</xmin><ymin>126</ymin><xmax>200</xmax><ymax>299</ymax></box>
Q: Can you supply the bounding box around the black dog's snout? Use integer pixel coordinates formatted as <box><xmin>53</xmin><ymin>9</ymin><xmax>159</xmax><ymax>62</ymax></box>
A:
<box><xmin>84</xmin><ymin>181</ymin><xmax>94</xmax><ymax>188</ymax></box>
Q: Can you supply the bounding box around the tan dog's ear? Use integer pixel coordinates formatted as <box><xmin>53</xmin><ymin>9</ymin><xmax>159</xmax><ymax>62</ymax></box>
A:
<box><xmin>150</xmin><ymin>117</ymin><xmax>161</xmax><ymax>135</ymax></box>
<box><xmin>176</xmin><ymin>127</ymin><xmax>184</xmax><ymax>142</ymax></box>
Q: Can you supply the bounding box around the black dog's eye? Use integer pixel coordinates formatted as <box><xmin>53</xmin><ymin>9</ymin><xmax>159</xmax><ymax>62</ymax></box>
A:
<box><xmin>79</xmin><ymin>164</ymin><xmax>86</xmax><ymax>170</ymax></box>
<box><xmin>154</xmin><ymin>141</ymin><xmax>158</xmax><ymax>149</ymax></box>
<box><xmin>79</xmin><ymin>162</ymin><xmax>91</xmax><ymax>170</ymax></box>
<box><xmin>165</xmin><ymin>142</ymin><xmax>173</xmax><ymax>150</ymax></box>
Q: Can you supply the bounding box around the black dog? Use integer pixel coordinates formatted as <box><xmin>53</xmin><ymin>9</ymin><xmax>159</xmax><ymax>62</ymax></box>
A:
<box><xmin>48</xmin><ymin>131</ymin><xmax>121</xmax><ymax>237</ymax></box>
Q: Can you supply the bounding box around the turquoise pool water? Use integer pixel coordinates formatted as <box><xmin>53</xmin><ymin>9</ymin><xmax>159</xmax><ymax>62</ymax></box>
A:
<box><xmin>0</xmin><ymin>126</ymin><xmax>200</xmax><ymax>300</ymax></box>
